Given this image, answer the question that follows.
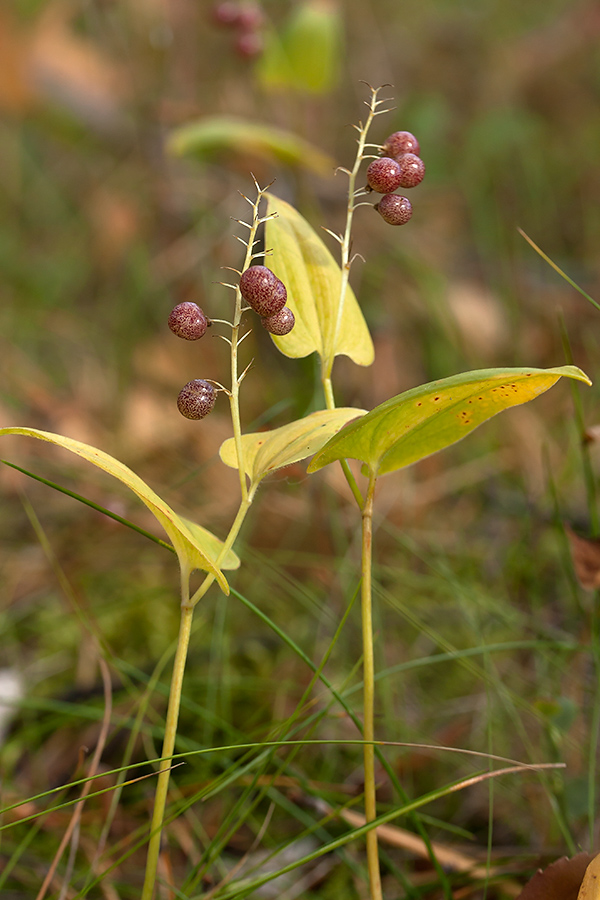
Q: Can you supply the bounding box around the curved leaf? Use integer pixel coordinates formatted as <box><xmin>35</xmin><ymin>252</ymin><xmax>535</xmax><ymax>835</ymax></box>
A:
<box><xmin>219</xmin><ymin>408</ymin><xmax>366</xmax><ymax>495</ymax></box>
<box><xmin>167</xmin><ymin>117</ymin><xmax>334</xmax><ymax>177</ymax></box>
<box><xmin>307</xmin><ymin>366</ymin><xmax>591</xmax><ymax>477</ymax></box>
<box><xmin>0</xmin><ymin>427</ymin><xmax>233</xmax><ymax>592</ymax></box>
<box><xmin>264</xmin><ymin>194</ymin><xmax>374</xmax><ymax>367</ymax></box>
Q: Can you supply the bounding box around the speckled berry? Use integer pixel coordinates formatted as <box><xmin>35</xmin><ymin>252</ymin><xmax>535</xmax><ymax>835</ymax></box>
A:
<box><xmin>382</xmin><ymin>130</ymin><xmax>420</xmax><ymax>159</ymax></box>
<box><xmin>366</xmin><ymin>157</ymin><xmax>403</xmax><ymax>194</ymax></box>
<box><xmin>236</xmin><ymin>4</ymin><xmax>264</xmax><ymax>30</ymax></box>
<box><xmin>168</xmin><ymin>302</ymin><xmax>210</xmax><ymax>340</ymax></box>
<box><xmin>262</xmin><ymin>306</ymin><xmax>295</xmax><ymax>335</ymax></box>
<box><xmin>239</xmin><ymin>265</ymin><xmax>287</xmax><ymax>316</ymax></box>
<box><xmin>375</xmin><ymin>194</ymin><xmax>413</xmax><ymax>226</ymax></box>
<box><xmin>177</xmin><ymin>380</ymin><xmax>216</xmax><ymax>420</ymax></box>
<box><xmin>396</xmin><ymin>153</ymin><xmax>425</xmax><ymax>188</ymax></box>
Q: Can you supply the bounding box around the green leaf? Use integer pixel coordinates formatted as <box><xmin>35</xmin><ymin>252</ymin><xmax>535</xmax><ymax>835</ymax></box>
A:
<box><xmin>307</xmin><ymin>366</ymin><xmax>591</xmax><ymax>477</ymax></box>
<box><xmin>0</xmin><ymin>427</ymin><xmax>234</xmax><ymax>592</ymax></box>
<box><xmin>264</xmin><ymin>194</ymin><xmax>374</xmax><ymax>367</ymax></box>
<box><xmin>167</xmin><ymin>116</ymin><xmax>334</xmax><ymax>177</ymax></box>
<box><xmin>219</xmin><ymin>408</ymin><xmax>366</xmax><ymax>495</ymax></box>
<box><xmin>257</xmin><ymin>0</ymin><xmax>342</xmax><ymax>95</ymax></box>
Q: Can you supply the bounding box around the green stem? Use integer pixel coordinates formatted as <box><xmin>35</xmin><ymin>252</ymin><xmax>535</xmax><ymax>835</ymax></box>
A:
<box><xmin>323</xmin><ymin>376</ymin><xmax>364</xmax><ymax>509</ymax></box>
<box><xmin>141</xmin><ymin>577</ymin><xmax>194</xmax><ymax>900</ymax></box>
<box><xmin>140</xmin><ymin>183</ymin><xmax>271</xmax><ymax>897</ymax></box>
<box><xmin>361</xmin><ymin>471</ymin><xmax>383</xmax><ymax>900</ymax></box>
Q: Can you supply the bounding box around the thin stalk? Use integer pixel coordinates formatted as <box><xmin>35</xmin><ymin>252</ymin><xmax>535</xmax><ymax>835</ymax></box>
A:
<box><xmin>141</xmin><ymin>576</ymin><xmax>194</xmax><ymax>900</ymax></box>
<box><xmin>361</xmin><ymin>471</ymin><xmax>383</xmax><ymax>900</ymax></box>
<box><xmin>323</xmin><ymin>88</ymin><xmax>385</xmax><ymax>382</ymax></box>
<box><xmin>141</xmin><ymin>183</ymin><xmax>271</xmax><ymax>897</ymax></box>
<box><xmin>323</xmin><ymin>376</ymin><xmax>364</xmax><ymax>509</ymax></box>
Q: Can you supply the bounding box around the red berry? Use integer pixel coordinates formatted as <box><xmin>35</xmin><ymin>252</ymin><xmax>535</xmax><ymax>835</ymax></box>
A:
<box><xmin>177</xmin><ymin>380</ymin><xmax>216</xmax><ymax>420</ymax></box>
<box><xmin>396</xmin><ymin>153</ymin><xmax>425</xmax><ymax>188</ymax></box>
<box><xmin>234</xmin><ymin>30</ymin><xmax>264</xmax><ymax>58</ymax></box>
<box><xmin>262</xmin><ymin>306</ymin><xmax>295</xmax><ymax>335</ymax></box>
<box><xmin>168</xmin><ymin>302</ymin><xmax>210</xmax><ymax>340</ymax></box>
<box><xmin>239</xmin><ymin>265</ymin><xmax>287</xmax><ymax>316</ymax></box>
<box><xmin>375</xmin><ymin>195</ymin><xmax>413</xmax><ymax>226</ymax></box>
<box><xmin>212</xmin><ymin>2</ymin><xmax>241</xmax><ymax>26</ymax></box>
<box><xmin>366</xmin><ymin>157</ymin><xmax>403</xmax><ymax>194</ymax></box>
<box><xmin>382</xmin><ymin>131</ymin><xmax>420</xmax><ymax>158</ymax></box>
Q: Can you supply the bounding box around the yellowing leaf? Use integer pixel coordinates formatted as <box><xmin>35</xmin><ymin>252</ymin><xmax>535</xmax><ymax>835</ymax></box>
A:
<box><xmin>180</xmin><ymin>517</ymin><xmax>240</xmax><ymax>572</ymax></box>
<box><xmin>0</xmin><ymin>427</ymin><xmax>232</xmax><ymax>592</ymax></box>
<box><xmin>308</xmin><ymin>366</ymin><xmax>591</xmax><ymax>477</ymax></box>
<box><xmin>167</xmin><ymin>117</ymin><xmax>333</xmax><ymax>177</ymax></box>
<box><xmin>219</xmin><ymin>408</ymin><xmax>366</xmax><ymax>495</ymax></box>
<box><xmin>578</xmin><ymin>852</ymin><xmax>600</xmax><ymax>900</ymax></box>
<box><xmin>264</xmin><ymin>194</ymin><xmax>374</xmax><ymax>367</ymax></box>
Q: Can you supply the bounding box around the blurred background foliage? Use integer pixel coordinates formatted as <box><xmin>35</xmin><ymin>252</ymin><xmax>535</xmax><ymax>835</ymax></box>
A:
<box><xmin>2</xmin><ymin>0</ymin><xmax>600</xmax><ymax>894</ymax></box>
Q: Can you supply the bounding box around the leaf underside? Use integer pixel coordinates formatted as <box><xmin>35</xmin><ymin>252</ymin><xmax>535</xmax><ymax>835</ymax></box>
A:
<box><xmin>264</xmin><ymin>194</ymin><xmax>374</xmax><ymax>367</ymax></box>
<box><xmin>0</xmin><ymin>427</ymin><xmax>238</xmax><ymax>592</ymax></box>
<box><xmin>307</xmin><ymin>366</ymin><xmax>591</xmax><ymax>477</ymax></box>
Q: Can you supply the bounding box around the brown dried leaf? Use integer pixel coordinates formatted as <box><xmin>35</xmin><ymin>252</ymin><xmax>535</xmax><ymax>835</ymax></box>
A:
<box><xmin>516</xmin><ymin>854</ymin><xmax>593</xmax><ymax>900</ymax></box>
<box><xmin>565</xmin><ymin>524</ymin><xmax>600</xmax><ymax>590</ymax></box>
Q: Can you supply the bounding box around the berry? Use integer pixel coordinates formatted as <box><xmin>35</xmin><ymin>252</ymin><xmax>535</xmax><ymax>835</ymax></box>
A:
<box><xmin>239</xmin><ymin>265</ymin><xmax>287</xmax><ymax>317</ymax></box>
<box><xmin>212</xmin><ymin>2</ymin><xmax>241</xmax><ymax>26</ymax></box>
<box><xmin>396</xmin><ymin>153</ymin><xmax>425</xmax><ymax>188</ymax></box>
<box><xmin>177</xmin><ymin>380</ymin><xmax>216</xmax><ymax>420</ymax></box>
<box><xmin>382</xmin><ymin>130</ymin><xmax>420</xmax><ymax>159</ymax></box>
<box><xmin>262</xmin><ymin>306</ymin><xmax>295</xmax><ymax>335</ymax></box>
<box><xmin>234</xmin><ymin>29</ymin><xmax>264</xmax><ymax>58</ymax></box>
<box><xmin>168</xmin><ymin>302</ymin><xmax>210</xmax><ymax>340</ymax></box>
<box><xmin>375</xmin><ymin>194</ymin><xmax>413</xmax><ymax>226</ymax></box>
<box><xmin>366</xmin><ymin>157</ymin><xmax>403</xmax><ymax>194</ymax></box>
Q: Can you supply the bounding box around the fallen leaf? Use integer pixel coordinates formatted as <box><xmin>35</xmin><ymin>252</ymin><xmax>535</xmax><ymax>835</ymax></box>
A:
<box><xmin>516</xmin><ymin>854</ymin><xmax>593</xmax><ymax>900</ymax></box>
<box><xmin>565</xmin><ymin>524</ymin><xmax>600</xmax><ymax>590</ymax></box>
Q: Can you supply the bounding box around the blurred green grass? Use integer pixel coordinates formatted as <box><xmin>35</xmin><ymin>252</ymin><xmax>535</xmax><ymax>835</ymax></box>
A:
<box><xmin>1</xmin><ymin>0</ymin><xmax>600</xmax><ymax>896</ymax></box>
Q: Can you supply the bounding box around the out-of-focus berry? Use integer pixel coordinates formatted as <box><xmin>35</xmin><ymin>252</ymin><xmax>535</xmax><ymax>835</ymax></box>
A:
<box><xmin>375</xmin><ymin>194</ymin><xmax>413</xmax><ymax>226</ymax></box>
<box><xmin>262</xmin><ymin>306</ymin><xmax>295</xmax><ymax>335</ymax></box>
<box><xmin>234</xmin><ymin>30</ymin><xmax>264</xmax><ymax>58</ymax></box>
<box><xmin>212</xmin><ymin>2</ymin><xmax>241</xmax><ymax>26</ymax></box>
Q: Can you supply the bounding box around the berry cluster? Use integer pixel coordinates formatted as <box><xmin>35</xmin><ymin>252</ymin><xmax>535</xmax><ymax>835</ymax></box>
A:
<box><xmin>211</xmin><ymin>2</ymin><xmax>265</xmax><ymax>59</ymax></box>
<box><xmin>367</xmin><ymin>130</ymin><xmax>425</xmax><ymax>226</ymax></box>
<box><xmin>239</xmin><ymin>265</ymin><xmax>295</xmax><ymax>336</ymax></box>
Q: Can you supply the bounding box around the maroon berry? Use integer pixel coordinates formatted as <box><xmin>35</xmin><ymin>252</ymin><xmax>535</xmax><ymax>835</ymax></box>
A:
<box><xmin>177</xmin><ymin>380</ymin><xmax>216</xmax><ymax>420</ymax></box>
<box><xmin>375</xmin><ymin>194</ymin><xmax>413</xmax><ymax>226</ymax></box>
<box><xmin>382</xmin><ymin>131</ymin><xmax>420</xmax><ymax>159</ymax></box>
<box><xmin>234</xmin><ymin>29</ymin><xmax>264</xmax><ymax>58</ymax></box>
<box><xmin>239</xmin><ymin>265</ymin><xmax>287</xmax><ymax>316</ymax></box>
<box><xmin>366</xmin><ymin>157</ymin><xmax>403</xmax><ymax>194</ymax></box>
<box><xmin>212</xmin><ymin>2</ymin><xmax>241</xmax><ymax>26</ymax></box>
<box><xmin>396</xmin><ymin>153</ymin><xmax>425</xmax><ymax>188</ymax></box>
<box><xmin>168</xmin><ymin>302</ymin><xmax>210</xmax><ymax>340</ymax></box>
<box><xmin>262</xmin><ymin>306</ymin><xmax>295</xmax><ymax>335</ymax></box>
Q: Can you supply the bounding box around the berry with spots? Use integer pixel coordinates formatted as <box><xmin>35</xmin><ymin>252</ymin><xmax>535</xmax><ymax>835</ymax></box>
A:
<box><xmin>366</xmin><ymin>157</ymin><xmax>403</xmax><ymax>194</ymax></box>
<box><xmin>234</xmin><ymin>29</ymin><xmax>264</xmax><ymax>58</ymax></box>
<box><xmin>168</xmin><ymin>302</ymin><xmax>210</xmax><ymax>340</ymax></box>
<box><xmin>239</xmin><ymin>265</ymin><xmax>287</xmax><ymax>317</ymax></box>
<box><xmin>177</xmin><ymin>380</ymin><xmax>217</xmax><ymax>420</ymax></box>
<box><xmin>262</xmin><ymin>306</ymin><xmax>295</xmax><ymax>335</ymax></box>
<box><xmin>382</xmin><ymin>130</ymin><xmax>420</xmax><ymax>159</ymax></box>
<box><xmin>374</xmin><ymin>194</ymin><xmax>413</xmax><ymax>226</ymax></box>
<box><xmin>396</xmin><ymin>153</ymin><xmax>425</xmax><ymax>188</ymax></box>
